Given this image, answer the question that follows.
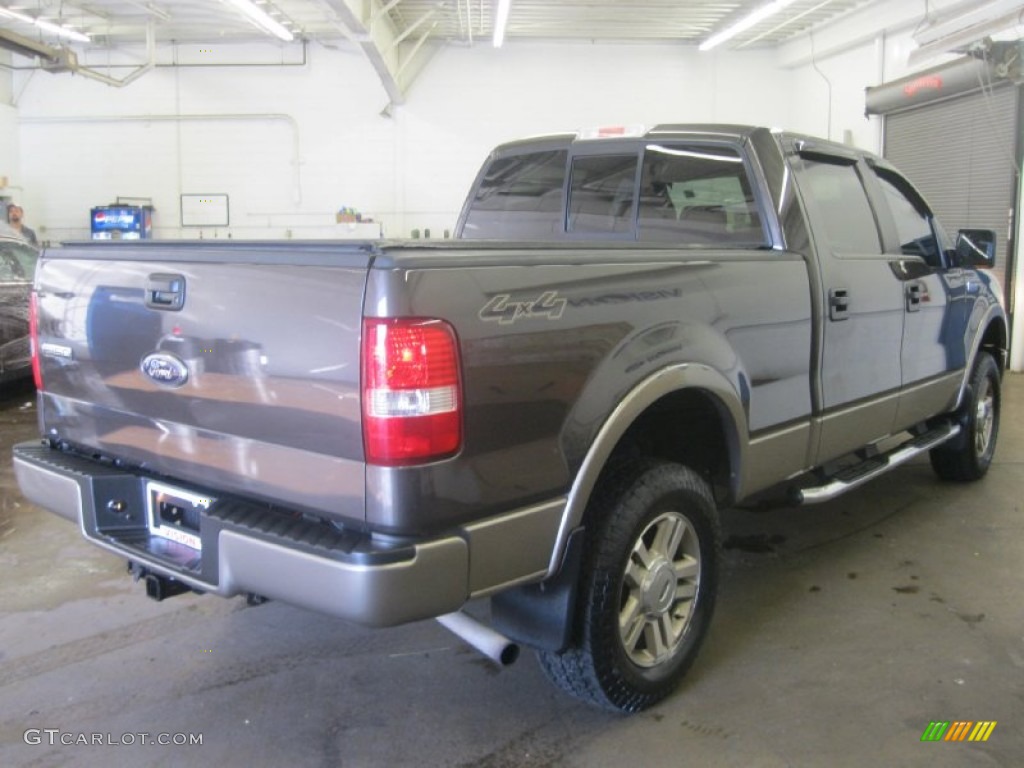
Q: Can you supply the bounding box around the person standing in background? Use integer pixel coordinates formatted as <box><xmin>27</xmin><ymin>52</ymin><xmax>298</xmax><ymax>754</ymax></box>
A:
<box><xmin>7</xmin><ymin>203</ymin><xmax>38</xmax><ymax>246</ymax></box>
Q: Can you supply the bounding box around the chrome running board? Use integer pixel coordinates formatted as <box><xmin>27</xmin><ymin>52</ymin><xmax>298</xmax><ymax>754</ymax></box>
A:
<box><xmin>793</xmin><ymin>422</ymin><xmax>961</xmax><ymax>505</ymax></box>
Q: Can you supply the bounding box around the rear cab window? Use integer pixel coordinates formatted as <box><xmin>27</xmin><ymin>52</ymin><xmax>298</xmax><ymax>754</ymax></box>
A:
<box><xmin>637</xmin><ymin>144</ymin><xmax>764</xmax><ymax>245</ymax></box>
<box><xmin>459</xmin><ymin>148</ymin><xmax>569</xmax><ymax>239</ymax></box>
<box><xmin>459</xmin><ymin>132</ymin><xmax>769</xmax><ymax>248</ymax></box>
<box><xmin>568</xmin><ymin>153</ymin><xmax>638</xmax><ymax>236</ymax></box>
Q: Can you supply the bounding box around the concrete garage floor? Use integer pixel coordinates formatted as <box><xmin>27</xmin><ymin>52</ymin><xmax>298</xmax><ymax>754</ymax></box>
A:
<box><xmin>1</xmin><ymin>377</ymin><xmax>1021</xmax><ymax>768</ymax></box>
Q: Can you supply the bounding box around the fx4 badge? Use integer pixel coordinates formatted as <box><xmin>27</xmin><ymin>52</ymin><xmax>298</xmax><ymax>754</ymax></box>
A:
<box><xmin>479</xmin><ymin>291</ymin><xmax>567</xmax><ymax>325</ymax></box>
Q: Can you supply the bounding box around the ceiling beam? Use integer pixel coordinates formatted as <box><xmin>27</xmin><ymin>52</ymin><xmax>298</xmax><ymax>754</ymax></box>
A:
<box><xmin>319</xmin><ymin>0</ymin><xmax>438</xmax><ymax>105</ymax></box>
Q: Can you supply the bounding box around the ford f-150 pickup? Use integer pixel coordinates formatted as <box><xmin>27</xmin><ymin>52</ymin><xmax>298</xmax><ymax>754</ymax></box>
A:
<box><xmin>14</xmin><ymin>124</ymin><xmax>1006</xmax><ymax>712</ymax></box>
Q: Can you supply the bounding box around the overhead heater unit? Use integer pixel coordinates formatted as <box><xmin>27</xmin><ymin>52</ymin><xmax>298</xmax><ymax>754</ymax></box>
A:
<box><xmin>909</xmin><ymin>0</ymin><xmax>1024</xmax><ymax>65</ymax></box>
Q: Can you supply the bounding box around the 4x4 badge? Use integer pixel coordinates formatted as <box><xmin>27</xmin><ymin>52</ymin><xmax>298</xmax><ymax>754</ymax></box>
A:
<box><xmin>479</xmin><ymin>291</ymin><xmax>567</xmax><ymax>325</ymax></box>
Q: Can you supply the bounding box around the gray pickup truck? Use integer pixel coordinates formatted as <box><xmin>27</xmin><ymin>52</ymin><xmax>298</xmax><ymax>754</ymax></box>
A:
<box><xmin>15</xmin><ymin>124</ymin><xmax>1006</xmax><ymax>712</ymax></box>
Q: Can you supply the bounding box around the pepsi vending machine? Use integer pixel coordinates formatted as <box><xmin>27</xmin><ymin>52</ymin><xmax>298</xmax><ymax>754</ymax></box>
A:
<box><xmin>91</xmin><ymin>205</ymin><xmax>153</xmax><ymax>240</ymax></box>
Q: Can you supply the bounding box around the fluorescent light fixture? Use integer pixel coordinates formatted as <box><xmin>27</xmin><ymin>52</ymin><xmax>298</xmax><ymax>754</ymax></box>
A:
<box><xmin>493</xmin><ymin>0</ymin><xmax>511</xmax><ymax>48</ymax></box>
<box><xmin>222</xmin><ymin>0</ymin><xmax>295</xmax><ymax>42</ymax></box>
<box><xmin>0</xmin><ymin>7</ymin><xmax>90</xmax><ymax>43</ymax></box>
<box><xmin>35</xmin><ymin>18</ymin><xmax>90</xmax><ymax>43</ymax></box>
<box><xmin>699</xmin><ymin>0</ymin><xmax>797</xmax><ymax>52</ymax></box>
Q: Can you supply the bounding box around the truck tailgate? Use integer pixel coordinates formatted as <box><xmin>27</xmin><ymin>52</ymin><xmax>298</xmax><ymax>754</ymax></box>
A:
<box><xmin>34</xmin><ymin>242</ymin><xmax>372</xmax><ymax>523</ymax></box>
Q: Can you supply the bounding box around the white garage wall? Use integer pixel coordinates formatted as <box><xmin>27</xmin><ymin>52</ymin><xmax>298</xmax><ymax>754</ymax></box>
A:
<box><xmin>787</xmin><ymin>40</ymin><xmax>884</xmax><ymax>148</ymax></box>
<box><xmin>0</xmin><ymin>102</ymin><xmax>19</xmax><ymax>197</ymax></box>
<box><xmin>785</xmin><ymin>29</ymin><xmax>963</xmax><ymax>153</ymax></box>
<box><xmin>0</xmin><ymin>58</ymin><xmax>19</xmax><ymax>205</ymax></box>
<box><xmin>16</xmin><ymin>44</ymin><xmax>391</xmax><ymax>241</ymax></box>
<box><xmin>14</xmin><ymin>41</ymin><xmax>790</xmax><ymax>242</ymax></box>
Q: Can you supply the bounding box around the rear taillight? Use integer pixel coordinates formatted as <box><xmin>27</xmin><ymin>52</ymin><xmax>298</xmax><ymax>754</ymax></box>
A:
<box><xmin>361</xmin><ymin>318</ymin><xmax>463</xmax><ymax>465</ymax></box>
<box><xmin>29</xmin><ymin>291</ymin><xmax>42</xmax><ymax>390</ymax></box>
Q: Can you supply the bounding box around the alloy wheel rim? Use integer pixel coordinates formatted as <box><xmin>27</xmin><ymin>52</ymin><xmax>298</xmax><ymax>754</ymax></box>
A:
<box><xmin>618</xmin><ymin>511</ymin><xmax>701</xmax><ymax>668</ymax></box>
<box><xmin>974</xmin><ymin>380</ymin><xmax>995</xmax><ymax>458</ymax></box>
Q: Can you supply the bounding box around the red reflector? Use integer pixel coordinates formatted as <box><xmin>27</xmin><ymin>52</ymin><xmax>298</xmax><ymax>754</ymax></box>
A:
<box><xmin>29</xmin><ymin>292</ymin><xmax>42</xmax><ymax>390</ymax></box>
<box><xmin>362</xmin><ymin>318</ymin><xmax>462</xmax><ymax>465</ymax></box>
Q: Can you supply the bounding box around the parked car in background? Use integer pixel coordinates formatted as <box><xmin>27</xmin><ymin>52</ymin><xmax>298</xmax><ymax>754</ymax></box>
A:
<box><xmin>0</xmin><ymin>234</ymin><xmax>40</xmax><ymax>385</ymax></box>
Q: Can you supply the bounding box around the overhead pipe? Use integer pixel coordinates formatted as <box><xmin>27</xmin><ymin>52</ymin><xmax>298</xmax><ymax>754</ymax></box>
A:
<box><xmin>37</xmin><ymin>21</ymin><xmax>306</xmax><ymax>85</ymax></box>
<box><xmin>436</xmin><ymin>611</ymin><xmax>520</xmax><ymax>667</ymax></box>
<box><xmin>0</xmin><ymin>41</ymin><xmax>307</xmax><ymax>71</ymax></box>
<box><xmin>73</xmin><ymin>21</ymin><xmax>156</xmax><ymax>88</ymax></box>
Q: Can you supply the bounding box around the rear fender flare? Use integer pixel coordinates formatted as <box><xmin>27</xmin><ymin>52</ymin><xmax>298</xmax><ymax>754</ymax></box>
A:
<box><xmin>546</xmin><ymin>363</ymin><xmax>746</xmax><ymax>577</ymax></box>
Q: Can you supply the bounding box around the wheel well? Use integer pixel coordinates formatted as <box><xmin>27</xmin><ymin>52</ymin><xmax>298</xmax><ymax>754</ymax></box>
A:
<box><xmin>601</xmin><ymin>389</ymin><xmax>735</xmax><ymax>505</ymax></box>
<box><xmin>980</xmin><ymin>317</ymin><xmax>1008</xmax><ymax>374</ymax></box>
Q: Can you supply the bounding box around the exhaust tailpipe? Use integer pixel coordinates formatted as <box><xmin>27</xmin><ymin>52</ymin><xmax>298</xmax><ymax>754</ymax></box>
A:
<box><xmin>436</xmin><ymin>612</ymin><xmax>520</xmax><ymax>667</ymax></box>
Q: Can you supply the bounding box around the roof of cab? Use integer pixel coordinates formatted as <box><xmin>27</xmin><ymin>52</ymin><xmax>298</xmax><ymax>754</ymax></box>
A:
<box><xmin>488</xmin><ymin>123</ymin><xmax>767</xmax><ymax>156</ymax></box>
<box><xmin>484</xmin><ymin>123</ymin><xmax>886</xmax><ymax>169</ymax></box>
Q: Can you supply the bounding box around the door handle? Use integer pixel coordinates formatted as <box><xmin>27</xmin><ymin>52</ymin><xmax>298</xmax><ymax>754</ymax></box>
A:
<box><xmin>828</xmin><ymin>288</ymin><xmax>849</xmax><ymax>321</ymax></box>
<box><xmin>906</xmin><ymin>282</ymin><xmax>923</xmax><ymax>313</ymax></box>
<box><xmin>146</xmin><ymin>273</ymin><xmax>186</xmax><ymax>311</ymax></box>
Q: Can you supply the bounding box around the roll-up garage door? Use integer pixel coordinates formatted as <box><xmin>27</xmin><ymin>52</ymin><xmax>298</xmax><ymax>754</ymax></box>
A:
<box><xmin>883</xmin><ymin>84</ymin><xmax>1018</xmax><ymax>301</ymax></box>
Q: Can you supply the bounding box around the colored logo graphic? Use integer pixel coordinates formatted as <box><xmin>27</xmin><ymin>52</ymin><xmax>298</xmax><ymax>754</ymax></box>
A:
<box><xmin>921</xmin><ymin>721</ymin><xmax>997</xmax><ymax>742</ymax></box>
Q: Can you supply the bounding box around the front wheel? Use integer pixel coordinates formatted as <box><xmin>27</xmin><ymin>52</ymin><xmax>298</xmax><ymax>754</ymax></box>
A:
<box><xmin>930</xmin><ymin>351</ymin><xmax>1001</xmax><ymax>481</ymax></box>
<box><xmin>537</xmin><ymin>461</ymin><xmax>720</xmax><ymax>712</ymax></box>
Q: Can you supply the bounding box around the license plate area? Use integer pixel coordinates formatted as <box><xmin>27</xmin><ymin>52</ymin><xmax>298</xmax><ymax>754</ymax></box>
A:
<box><xmin>146</xmin><ymin>481</ymin><xmax>213</xmax><ymax>553</ymax></box>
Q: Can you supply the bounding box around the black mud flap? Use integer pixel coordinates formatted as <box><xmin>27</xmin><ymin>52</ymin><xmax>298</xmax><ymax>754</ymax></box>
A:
<box><xmin>490</xmin><ymin>527</ymin><xmax>585</xmax><ymax>652</ymax></box>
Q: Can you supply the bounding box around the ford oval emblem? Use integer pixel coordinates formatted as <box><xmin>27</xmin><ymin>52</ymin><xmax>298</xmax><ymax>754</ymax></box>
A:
<box><xmin>140</xmin><ymin>352</ymin><xmax>189</xmax><ymax>387</ymax></box>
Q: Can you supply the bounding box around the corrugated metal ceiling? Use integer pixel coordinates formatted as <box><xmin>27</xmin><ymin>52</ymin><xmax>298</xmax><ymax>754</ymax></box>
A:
<box><xmin>0</xmin><ymin>0</ymin><xmax>879</xmax><ymax>49</ymax></box>
<box><xmin>386</xmin><ymin>0</ymin><xmax>876</xmax><ymax>46</ymax></box>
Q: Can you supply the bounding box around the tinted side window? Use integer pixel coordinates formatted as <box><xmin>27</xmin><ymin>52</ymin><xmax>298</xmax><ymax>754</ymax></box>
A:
<box><xmin>637</xmin><ymin>144</ymin><xmax>764</xmax><ymax>245</ymax></box>
<box><xmin>568</xmin><ymin>154</ymin><xmax>638</xmax><ymax>235</ymax></box>
<box><xmin>873</xmin><ymin>169</ymin><xmax>940</xmax><ymax>265</ymax></box>
<box><xmin>461</xmin><ymin>149</ymin><xmax>568</xmax><ymax>239</ymax></box>
<box><xmin>797</xmin><ymin>159</ymin><xmax>881</xmax><ymax>254</ymax></box>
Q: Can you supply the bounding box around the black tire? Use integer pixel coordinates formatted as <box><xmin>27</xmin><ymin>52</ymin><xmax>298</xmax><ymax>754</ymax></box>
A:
<box><xmin>930</xmin><ymin>351</ymin><xmax>1001</xmax><ymax>481</ymax></box>
<box><xmin>537</xmin><ymin>461</ymin><xmax>720</xmax><ymax>713</ymax></box>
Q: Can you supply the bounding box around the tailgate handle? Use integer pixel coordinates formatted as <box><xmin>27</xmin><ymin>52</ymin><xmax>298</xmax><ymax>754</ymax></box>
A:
<box><xmin>146</xmin><ymin>273</ymin><xmax>186</xmax><ymax>311</ymax></box>
<box><xmin>828</xmin><ymin>288</ymin><xmax>849</xmax><ymax>321</ymax></box>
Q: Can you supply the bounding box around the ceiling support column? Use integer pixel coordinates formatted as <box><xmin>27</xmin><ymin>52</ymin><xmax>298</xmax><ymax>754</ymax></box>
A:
<box><xmin>321</xmin><ymin>0</ymin><xmax>438</xmax><ymax>105</ymax></box>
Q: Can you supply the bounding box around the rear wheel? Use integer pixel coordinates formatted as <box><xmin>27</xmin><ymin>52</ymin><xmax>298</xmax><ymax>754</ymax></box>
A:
<box><xmin>930</xmin><ymin>351</ymin><xmax>1000</xmax><ymax>482</ymax></box>
<box><xmin>537</xmin><ymin>461</ymin><xmax>720</xmax><ymax>712</ymax></box>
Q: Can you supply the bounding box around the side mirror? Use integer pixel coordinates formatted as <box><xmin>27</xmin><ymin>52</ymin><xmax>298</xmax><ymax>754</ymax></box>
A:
<box><xmin>954</xmin><ymin>229</ymin><xmax>996</xmax><ymax>268</ymax></box>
